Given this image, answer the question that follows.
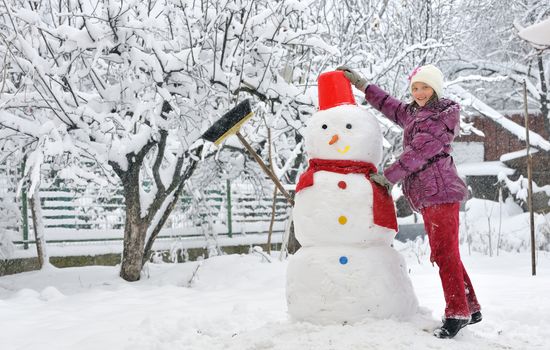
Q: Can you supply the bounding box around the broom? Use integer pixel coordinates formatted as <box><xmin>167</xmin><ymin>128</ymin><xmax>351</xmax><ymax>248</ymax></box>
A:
<box><xmin>202</xmin><ymin>99</ymin><xmax>294</xmax><ymax>206</ymax></box>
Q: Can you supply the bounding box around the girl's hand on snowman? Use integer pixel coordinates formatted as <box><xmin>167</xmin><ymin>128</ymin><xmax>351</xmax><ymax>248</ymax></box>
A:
<box><xmin>370</xmin><ymin>173</ymin><xmax>393</xmax><ymax>194</ymax></box>
<box><xmin>336</xmin><ymin>66</ymin><xmax>367</xmax><ymax>91</ymax></box>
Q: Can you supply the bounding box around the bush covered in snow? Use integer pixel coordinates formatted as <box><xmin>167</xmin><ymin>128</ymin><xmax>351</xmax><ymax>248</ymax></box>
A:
<box><xmin>461</xmin><ymin>198</ymin><xmax>549</xmax><ymax>254</ymax></box>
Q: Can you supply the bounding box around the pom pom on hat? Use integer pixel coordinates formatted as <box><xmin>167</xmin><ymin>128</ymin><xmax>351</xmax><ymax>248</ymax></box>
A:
<box><xmin>408</xmin><ymin>64</ymin><xmax>444</xmax><ymax>98</ymax></box>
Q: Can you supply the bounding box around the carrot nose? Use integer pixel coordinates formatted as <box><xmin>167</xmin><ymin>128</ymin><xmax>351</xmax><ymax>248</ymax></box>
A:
<box><xmin>328</xmin><ymin>134</ymin><xmax>339</xmax><ymax>145</ymax></box>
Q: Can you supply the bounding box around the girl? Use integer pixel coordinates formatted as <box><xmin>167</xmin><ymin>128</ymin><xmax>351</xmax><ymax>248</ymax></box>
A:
<box><xmin>337</xmin><ymin>64</ymin><xmax>481</xmax><ymax>339</ymax></box>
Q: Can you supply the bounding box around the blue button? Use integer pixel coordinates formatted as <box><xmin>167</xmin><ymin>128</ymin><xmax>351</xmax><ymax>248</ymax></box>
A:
<box><xmin>339</xmin><ymin>256</ymin><xmax>348</xmax><ymax>265</ymax></box>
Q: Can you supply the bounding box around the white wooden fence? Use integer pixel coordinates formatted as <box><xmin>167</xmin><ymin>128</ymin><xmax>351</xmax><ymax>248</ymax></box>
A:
<box><xmin>0</xmin><ymin>172</ymin><xmax>291</xmax><ymax>247</ymax></box>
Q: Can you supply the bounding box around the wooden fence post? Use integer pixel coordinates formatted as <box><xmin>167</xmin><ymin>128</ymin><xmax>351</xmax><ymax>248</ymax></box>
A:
<box><xmin>20</xmin><ymin>158</ymin><xmax>29</xmax><ymax>250</ymax></box>
<box><xmin>226</xmin><ymin>179</ymin><xmax>232</xmax><ymax>238</ymax></box>
<box><xmin>523</xmin><ymin>80</ymin><xmax>536</xmax><ymax>276</ymax></box>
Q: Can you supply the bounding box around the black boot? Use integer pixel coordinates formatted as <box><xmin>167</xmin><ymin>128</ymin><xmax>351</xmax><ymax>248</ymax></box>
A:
<box><xmin>469</xmin><ymin>311</ymin><xmax>482</xmax><ymax>325</ymax></box>
<box><xmin>434</xmin><ymin>318</ymin><xmax>470</xmax><ymax>339</ymax></box>
<box><xmin>442</xmin><ymin>311</ymin><xmax>483</xmax><ymax>325</ymax></box>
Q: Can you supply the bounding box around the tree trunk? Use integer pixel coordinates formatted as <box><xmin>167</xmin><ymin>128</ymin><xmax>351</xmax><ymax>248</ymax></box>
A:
<box><xmin>115</xmin><ymin>143</ymin><xmax>203</xmax><ymax>281</ymax></box>
<box><xmin>285</xmin><ymin>133</ymin><xmax>303</xmax><ymax>254</ymax></box>
<box><xmin>141</xmin><ymin>145</ymin><xmax>203</xmax><ymax>265</ymax></box>
<box><xmin>284</xmin><ymin>190</ymin><xmax>300</xmax><ymax>254</ymax></box>
<box><xmin>119</xmin><ymin>164</ymin><xmax>149</xmax><ymax>282</ymax></box>
<box><xmin>29</xmin><ymin>185</ymin><xmax>48</xmax><ymax>269</ymax></box>
<box><xmin>286</xmin><ymin>219</ymin><xmax>301</xmax><ymax>254</ymax></box>
<box><xmin>537</xmin><ymin>54</ymin><xmax>549</xmax><ymax>135</ymax></box>
<box><xmin>266</xmin><ymin>187</ymin><xmax>277</xmax><ymax>254</ymax></box>
<box><xmin>120</xmin><ymin>214</ymin><xmax>148</xmax><ymax>281</ymax></box>
<box><xmin>140</xmin><ymin>188</ymin><xmax>180</xmax><ymax>266</ymax></box>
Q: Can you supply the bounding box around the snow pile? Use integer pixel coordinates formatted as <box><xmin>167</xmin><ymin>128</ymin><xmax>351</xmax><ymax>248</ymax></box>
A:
<box><xmin>518</xmin><ymin>17</ymin><xmax>550</xmax><ymax>47</ymax></box>
<box><xmin>462</xmin><ymin>198</ymin><xmax>550</xmax><ymax>253</ymax></box>
<box><xmin>1</xmin><ymin>251</ymin><xmax>550</xmax><ymax>349</ymax></box>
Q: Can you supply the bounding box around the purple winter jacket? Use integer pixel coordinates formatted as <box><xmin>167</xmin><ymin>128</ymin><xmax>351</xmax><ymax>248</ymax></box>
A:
<box><xmin>364</xmin><ymin>84</ymin><xmax>468</xmax><ymax>212</ymax></box>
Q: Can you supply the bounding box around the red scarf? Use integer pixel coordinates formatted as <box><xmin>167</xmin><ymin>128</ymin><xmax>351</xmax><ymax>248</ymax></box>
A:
<box><xmin>296</xmin><ymin>159</ymin><xmax>398</xmax><ymax>231</ymax></box>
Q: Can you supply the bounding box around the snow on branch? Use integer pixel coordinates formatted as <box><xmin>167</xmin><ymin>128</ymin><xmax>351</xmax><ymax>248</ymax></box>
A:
<box><xmin>498</xmin><ymin>172</ymin><xmax>550</xmax><ymax>204</ymax></box>
<box><xmin>368</xmin><ymin>39</ymin><xmax>451</xmax><ymax>80</ymax></box>
<box><xmin>447</xmin><ymin>74</ymin><xmax>509</xmax><ymax>86</ymax></box>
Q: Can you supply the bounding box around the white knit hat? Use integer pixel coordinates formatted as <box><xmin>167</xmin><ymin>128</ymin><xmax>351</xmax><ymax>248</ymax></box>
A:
<box><xmin>409</xmin><ymin>64</ymin><xmax>444</xmax><ymax>98</ymax></box>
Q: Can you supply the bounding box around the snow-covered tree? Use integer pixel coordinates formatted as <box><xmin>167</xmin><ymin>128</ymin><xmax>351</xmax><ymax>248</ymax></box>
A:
<box><xmin>448</xmin><ymin>0</ymin><xmax>550</xmax><ymax>132</ymax></box>
<box><xmin>2</xmin><ymin>0</ymin><xmax>546</xmax><ymax>274</ymax></box>
<box><xmin>0</xmin><ymin>0</ymin><xmax>341</xmax><ymax>280</ymax></box>
<box><xmin>0</xmin><ymin>108</ymin><xmax>50</xmax><ymax>264</ymax></box>
<box><xmin>1</xmin><ymin>0</ymin><xmax>208</xmax><ymax>281</ymax></box>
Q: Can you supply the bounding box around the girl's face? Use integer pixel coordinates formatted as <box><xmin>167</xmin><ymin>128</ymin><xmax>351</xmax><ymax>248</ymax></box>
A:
<box><xmin>411</xmin><ymin>82</ymin><xmax>434</xmax><ymax>107</ymax></box>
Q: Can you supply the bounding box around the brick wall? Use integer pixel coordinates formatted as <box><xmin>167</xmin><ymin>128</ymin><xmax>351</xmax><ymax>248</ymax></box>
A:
<box><xmin>456</xmin><ymin>113</ymin><xmax>550</xmax><ymax>211</ymax></box>
<box><xmin>456</xmin><ymin>113</ymin><xmax>548</xmax><ymax>161</ymax></box>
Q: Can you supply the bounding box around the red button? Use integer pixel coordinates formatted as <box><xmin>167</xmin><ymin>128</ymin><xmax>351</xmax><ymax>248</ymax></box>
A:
<box><xmin>338</xmin><ymin>181</ymin><xmax>347</xmax><ymax>189</ymax></box>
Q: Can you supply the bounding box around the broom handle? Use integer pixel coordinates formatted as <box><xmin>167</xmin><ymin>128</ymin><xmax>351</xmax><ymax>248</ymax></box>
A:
<box><xmin>236</xmin><ymin>132</ymin><xmax>295</xmax><ymax>206</ymax></box>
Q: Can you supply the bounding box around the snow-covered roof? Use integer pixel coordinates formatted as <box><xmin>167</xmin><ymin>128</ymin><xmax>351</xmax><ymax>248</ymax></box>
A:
<box><xmin>500</xmin><ymin>148</ymin><xmax>539</xmax><ymax>162</ymax></box>
<box><xmin>496</xmin><ymin>109</ymin><xmax>542</xmax><ymax>115</ymax></box>
<box><xmin>518</xmin><ymin>18</ymin><xmax>550</xmax><ymax>48</ymax></box>
<box><xmin>457</xmin><ymin>161</ymin><xmax>515</xmax><ymax>177</ymax></box>
<box><xmin>448</xmin><ymin>84</ymin><xmax>550</xmax><ymax>152</ymax></box>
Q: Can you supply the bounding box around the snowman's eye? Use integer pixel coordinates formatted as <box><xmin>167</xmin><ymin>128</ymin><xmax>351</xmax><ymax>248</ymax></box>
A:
<box><xmin>321</xmin><ymin>124</ymin><xmax>328</xmax><ymax>129</ymax></box>
<box><xmin>346</xmin><ymin>123</ymin><xmax>352</xmax><ymax>129</ymax></box>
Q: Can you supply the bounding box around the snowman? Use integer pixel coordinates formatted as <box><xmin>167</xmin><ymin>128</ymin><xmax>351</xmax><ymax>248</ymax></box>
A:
<box><xmin>286</xmin><ymin>71</ymin><xmax>418</xmax><ymax>325</ymax></box>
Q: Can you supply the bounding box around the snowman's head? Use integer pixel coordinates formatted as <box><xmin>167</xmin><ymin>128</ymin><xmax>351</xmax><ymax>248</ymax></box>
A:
<box><xmin>305</xmin><ymin>104</ymin><xmax>383</xmax><ymax>164</ymax></box>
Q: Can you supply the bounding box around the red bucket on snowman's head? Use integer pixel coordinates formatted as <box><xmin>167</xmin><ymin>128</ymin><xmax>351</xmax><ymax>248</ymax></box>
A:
<box><xmin>318</xmin><ymin>71</ymin><xmax>356</xmax><ymax>111</ymax></box>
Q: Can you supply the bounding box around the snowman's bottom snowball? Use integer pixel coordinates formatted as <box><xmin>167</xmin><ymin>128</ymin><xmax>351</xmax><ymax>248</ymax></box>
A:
<box><xmin>286</xmin><ymin>245</ymin><xmax>419</xmax><ymax>325</ymax></box>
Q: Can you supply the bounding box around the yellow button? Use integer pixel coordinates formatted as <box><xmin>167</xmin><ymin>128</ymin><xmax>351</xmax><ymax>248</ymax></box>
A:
<box><xmin>338</xmin><ymin>216</ymin><xmax>347</xmax><ymax>225</ymax></box>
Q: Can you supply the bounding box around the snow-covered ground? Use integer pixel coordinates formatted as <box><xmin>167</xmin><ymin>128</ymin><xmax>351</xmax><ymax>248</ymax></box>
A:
<box><xmin>1</xmin><ymin>245</ymin><xmax>549</xmax><ymax>350</ymax></box>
